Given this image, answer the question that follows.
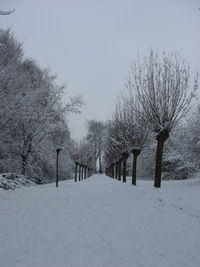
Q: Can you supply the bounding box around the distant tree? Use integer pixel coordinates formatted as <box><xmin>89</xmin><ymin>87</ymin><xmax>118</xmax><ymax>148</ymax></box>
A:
<box><xmin>70</xmin><ymin>138</ymin><xmax>96</xmax><ymax>180</ymax></box>
<box><xmin>86</xmin><ymin>120</ymin><xmax>105</xmax><ymax>173</ymax></box>
<box><xmin>71</xmin><ymin>139</ymin><xmax>96</xmax><ymax>168</ymax></box>
<box><xmin>127</xmin><ymin>50</ymin><xmax>198</xmax><ymax>187</ymax></box>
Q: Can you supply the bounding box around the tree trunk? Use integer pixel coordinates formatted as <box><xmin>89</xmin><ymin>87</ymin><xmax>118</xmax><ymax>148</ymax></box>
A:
<box><xmin>112</xmin><ymin>164</ymin><xmax>114</xmax><ymax>178</ymax></box>
<box><xmin>81</xmin><ymin>165</ymin><xmax>84</xmax><ymax>180</ymax></box>
<box><xmin>99</xmin><ymin>150</ymin><xmax>102</xmax><ymax>173</ymax></box>
<box><xmin>115</xmin><ymin>162</ymin><xmax>118</xmax><ymax>179</ymax></box>
<box><xmin>131</xmin><ymin>149</ymin><xmax>141</xmax><ymax>186</ymax></box>
<box><xmin>75</xmin><ymin>162</ymin><xmax>78</xmax><ymax>182</ymax></box>
<box><xmin>21</xmin><ymin>155</ymin><xmax>27</xmax><ymax>175</ymax></box>
<box><xmin>84</xmin><ymin>166</ymin><xmax>87</xmax><ymax>179</ymax></box>
<box><xmin>122</xmin><ymin>153</ymin><xmax>129</xmax><ymax>183</ymax></box>
<box><xmin>118</xmin><ymin>159</ymin><xmax>122</xmax><ymax>181</ymax></box>
<box><xmin>154</xmin><ymin>130</ymin><xmax>169</xmax><ymax>188</ymax></box>
<box><xmin>79</xmin><ymin>164</ymin><xmax>81</xmax><ymax>181</ymax></box>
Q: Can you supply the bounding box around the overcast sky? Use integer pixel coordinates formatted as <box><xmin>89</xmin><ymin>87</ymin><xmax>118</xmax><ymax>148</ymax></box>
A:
<box><xmin>1</xmin><ymin>0</ymin><xmax>200</xmax><ymax>139</ymax></box>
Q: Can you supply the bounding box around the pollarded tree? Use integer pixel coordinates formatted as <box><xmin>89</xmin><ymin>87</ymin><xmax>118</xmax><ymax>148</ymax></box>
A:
<box><xmin>117</xmin><ymin>100</ymin><xmax>148</xmax><ymax>185</ymax></box>
<box><xmin>127</xmin><ymin>50</ymin><xmax>198</xmax><ymax>187</ymax></box>
<box><xmin>104</xmin><ymin>115</ymin><xmax>130</xmax><ymax>182</ymax></box>
<box><xmin>71</xmin><ymin>138</ymin><xmax>96</xmax><ymax>180</ymax></box>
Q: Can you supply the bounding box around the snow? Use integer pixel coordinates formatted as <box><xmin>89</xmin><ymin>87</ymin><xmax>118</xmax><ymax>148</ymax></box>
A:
<box><xmin>0</xmin><ymin>174</ymin><xmax>200</xmax><ymax>267</ymax></box>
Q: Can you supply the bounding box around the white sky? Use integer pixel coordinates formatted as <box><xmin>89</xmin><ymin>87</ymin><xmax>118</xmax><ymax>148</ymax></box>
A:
<box><xmin>1</xmin><ymin>0</ymin><xmax>200</xmax><ymax>139</ymax></box>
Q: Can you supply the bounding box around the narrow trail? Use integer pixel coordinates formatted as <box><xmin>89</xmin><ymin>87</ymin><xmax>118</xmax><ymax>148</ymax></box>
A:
<box><xmin>0</xmin><ymin>174</ymin><xmax>199</xmax><ymax>267</ymax></box>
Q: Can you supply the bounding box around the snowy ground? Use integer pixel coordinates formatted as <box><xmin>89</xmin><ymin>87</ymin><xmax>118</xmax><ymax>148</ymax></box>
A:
<box><xmin>0</xmin><ymin>174</ymin><xmax>200</xmax><ymax>267</ymax></box>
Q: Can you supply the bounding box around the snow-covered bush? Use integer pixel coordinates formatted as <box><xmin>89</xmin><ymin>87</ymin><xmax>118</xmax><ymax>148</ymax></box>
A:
<box><xmin>0</xmin><ymin>173</ymin><xmax>34</xmax><ymax>190</ymax></box>
<box><xmin>162</xmin><ymin>122</ymin><xmax>199</xmax><ymax>180</ymax></box>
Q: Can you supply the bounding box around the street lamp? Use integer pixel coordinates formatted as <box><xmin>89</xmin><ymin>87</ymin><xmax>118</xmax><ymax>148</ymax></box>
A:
<box><xmin>0</xmin><ymin>9</ymin><xmax>15</xmax><ymax>15</ymax></box>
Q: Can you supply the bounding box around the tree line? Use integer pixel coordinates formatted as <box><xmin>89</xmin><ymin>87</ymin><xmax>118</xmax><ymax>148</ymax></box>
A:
<box><xmin>71</xmin><ymin>120</ymin><xmax>105</xmax><ymax>180</ymax></box>
<box><xmin>103</xmin><ymin>50</ymin><xmax>199</xmax><ymax>187</ymax></box>
<box><xmin>1</xmin><ymin>28</ymin><xmax>199</xmax><ymax>187</ymax></box>
<box><xmin>0</xmin><ymin>29</ymin><xmax>82</xmax><ymax>182</ymax></box>
<box><xmin>71</xmin><ymin>49</ymin><xmax>199</xmax><ymax>188</ymax></box>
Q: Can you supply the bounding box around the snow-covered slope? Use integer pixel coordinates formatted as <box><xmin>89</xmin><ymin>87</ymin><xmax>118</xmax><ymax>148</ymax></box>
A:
<box><xmin>0</xmin><ymin>174</ymin><xmax>199</xmax><ymax>267</ymax></box>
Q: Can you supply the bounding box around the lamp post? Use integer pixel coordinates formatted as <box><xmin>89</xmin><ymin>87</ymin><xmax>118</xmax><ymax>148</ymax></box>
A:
<box><xmin>0</xmin><ymin>9</ymin><xmax>15</xmax><ymax>15</ymax></box>
<box><xmin>56</xmin><ymin>147</ymin><xmax>62</xmax><ymax>187</ymax></box>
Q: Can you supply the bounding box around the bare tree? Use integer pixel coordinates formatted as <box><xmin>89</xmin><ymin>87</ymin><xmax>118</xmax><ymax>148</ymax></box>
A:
<box><xmin>103</xmin><ymin>120</ymin><xmax>122</xmax><ymax>177</ymax></box>
<box><xmin>117</xmin><ymin>100</ymin><xmax>148</xmax><ymax>185</ymax></box>
<box><xmin>103</xmin><ymin>115</ymin><xmax>130</xmax><ymax>182</ymax></box>
<box><xmin>127</xmin><ymin>50</ymin><xmax>198</xmax><ymax>187</ymax></box>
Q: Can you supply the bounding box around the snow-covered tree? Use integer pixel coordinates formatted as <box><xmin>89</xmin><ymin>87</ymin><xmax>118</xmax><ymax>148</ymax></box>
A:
<box><xmin>127</xmin><ymin>50</ymin><xmax>198</xmax><ymax>187</ymax></box>
<box><xmin>0</xmin><ymin>29</ymin><xmax>82</xmax><ymax>181</ymax></box>
<box><xmin>0</xmin><ymin>29</ymin><xmax>23</xmax><ymax>131</ymax></box>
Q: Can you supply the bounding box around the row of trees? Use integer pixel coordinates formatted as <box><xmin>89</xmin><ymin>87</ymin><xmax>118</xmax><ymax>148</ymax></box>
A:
<box><xmin>71</xmin><ymin>139</ymin><xmax>96</xmax><ymax>179</ymax></box>
<box><xmin>103</xmin><ymin>50</ymin><xmax>198</xmax><ymax>187</ymax></box>
<box><xmin>71</xmin><ymin>120</ymin><xmax>106</xmax><ymax>178</ymax></box>
<box><xmin>71</xmin><ymin>120</ymin><xmax>105</xmax><ymax>176</ymax></box>
<box><xmin>0</xmin><ymin>29</ymin><xmax>82</xmax><ymax>182</ymax></box>
<box><xmin>74</xmin><ymin>162</ymin><xmax>95</xmax><ymax>181</ymax></box>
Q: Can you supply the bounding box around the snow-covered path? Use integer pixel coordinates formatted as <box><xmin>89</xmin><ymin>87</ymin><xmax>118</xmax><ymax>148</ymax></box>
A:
<box><xmin>0</xmin><ymin>174</ymin><xmax>200</xmax><ymax>267</ymax></box>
